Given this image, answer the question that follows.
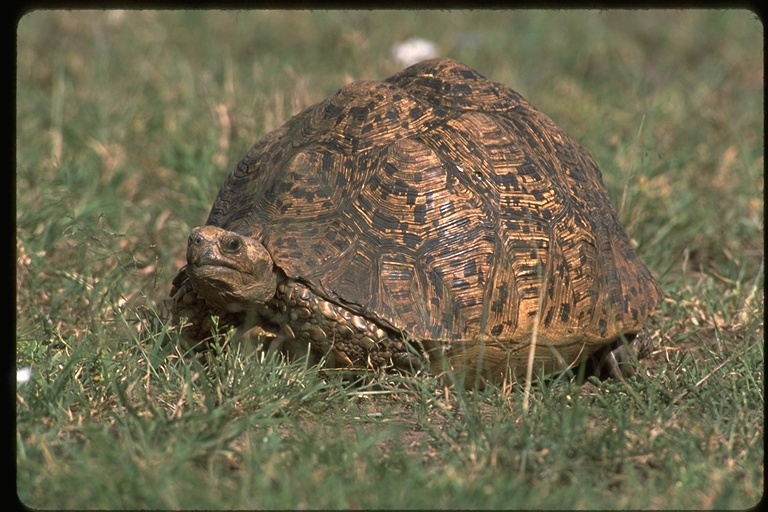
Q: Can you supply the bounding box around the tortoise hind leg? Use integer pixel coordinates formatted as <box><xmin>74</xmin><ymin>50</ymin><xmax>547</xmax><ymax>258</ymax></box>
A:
<box><xmin>585</xmin><ymin>330</ymin><xmax>653</xmax><ymax>380</ymax></box>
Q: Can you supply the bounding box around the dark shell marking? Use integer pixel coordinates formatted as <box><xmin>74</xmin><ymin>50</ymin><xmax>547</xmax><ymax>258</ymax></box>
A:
<box><xmin>170</xmin><ymin>58</ymin><xmax>661</xmax><ymax>381</ymax></box>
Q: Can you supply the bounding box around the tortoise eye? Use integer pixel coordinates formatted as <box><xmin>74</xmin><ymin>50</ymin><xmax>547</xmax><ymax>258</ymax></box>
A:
<box><xmin>222</xmin><ymin>237</ymin><xmax>242</xmax><ymax>253</ymax></box>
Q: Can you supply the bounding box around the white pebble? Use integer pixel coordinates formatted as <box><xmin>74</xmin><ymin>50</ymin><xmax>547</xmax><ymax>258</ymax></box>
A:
<box><xmin>391</xmin><ymin>38</ymin><xmax>439</xmax><ymax>67</ymax></box>
<box><xmin>17</xmin><ymin>366</ymin><xmax>32</xmax><ymax>384</ymax></box>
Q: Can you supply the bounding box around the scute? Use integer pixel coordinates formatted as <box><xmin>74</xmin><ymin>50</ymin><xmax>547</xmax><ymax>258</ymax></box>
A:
<box><xmin>191</xmin><ymin>58</ymin><xmax>661</xmax><ymax>378</ymax></box>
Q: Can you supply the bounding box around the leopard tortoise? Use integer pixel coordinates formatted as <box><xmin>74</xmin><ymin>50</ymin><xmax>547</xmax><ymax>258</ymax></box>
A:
<box><xmin>170</xmin><ymin>58</ymin><xmax>661</xmax><ymax>384</ymax></box>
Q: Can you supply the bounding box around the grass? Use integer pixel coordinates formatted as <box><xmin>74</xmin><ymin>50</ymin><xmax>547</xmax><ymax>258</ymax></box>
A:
<box><xmin>16</xmin><ymin>9</ymin><xmax>763</xmax><ymax>509</ymax></box>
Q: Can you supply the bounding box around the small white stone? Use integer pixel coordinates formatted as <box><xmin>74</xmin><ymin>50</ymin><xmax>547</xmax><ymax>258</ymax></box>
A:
<box><xmin>391</xmin><ymin>38</ymin><xmax>439</xmax><ymax>67</ymax></box>
<box><xmin>17</xmin><ymin>366</ymin><xmax>32</xmax><ymax>384</ymax></box>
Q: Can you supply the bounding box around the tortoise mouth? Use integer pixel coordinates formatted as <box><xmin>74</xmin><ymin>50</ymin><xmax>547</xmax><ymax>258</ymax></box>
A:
<box><xmin>189</xmin><ymin>258</ymin><xmax>250</xmax><ymax>274</ymax></box>
<box><xmin>186</xmin><ymin>261</ymin><xmax>250</xmax><ymax>286</ymax></box>
<box><xmin>186</xmin><ymin>264</ymin><xmax>274</xmax><ymax>313</ymax></box>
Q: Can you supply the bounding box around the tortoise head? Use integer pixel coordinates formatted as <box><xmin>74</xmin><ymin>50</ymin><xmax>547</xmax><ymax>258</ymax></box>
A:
<box><xmin>185</xmin><ymin>225</ymin><xmax>277</xmax><ymax>312</ymax></box>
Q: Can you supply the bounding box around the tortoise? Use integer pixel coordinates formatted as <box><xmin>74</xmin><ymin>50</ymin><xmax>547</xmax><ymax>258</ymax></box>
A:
<box><xmin>170</xmin><ymin>58</ymin><xmax>661</xmax><ymax>384</ymax></box>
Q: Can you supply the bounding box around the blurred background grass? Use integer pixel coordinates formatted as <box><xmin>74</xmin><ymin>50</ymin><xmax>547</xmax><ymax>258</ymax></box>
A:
<box><xmin>16</xmin><ymin>9</ymin><xmax>763</xmax><ymax>509</ymax></box>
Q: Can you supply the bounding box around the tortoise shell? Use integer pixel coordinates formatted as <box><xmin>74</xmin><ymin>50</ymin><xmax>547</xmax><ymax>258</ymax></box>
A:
<box><xmin>172</xmin><ymin>58</ymin><xmax>661</xmax><ymax>381</ymax></box>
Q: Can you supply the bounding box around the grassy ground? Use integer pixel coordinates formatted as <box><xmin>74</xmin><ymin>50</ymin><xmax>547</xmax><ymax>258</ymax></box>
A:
<box><xmin>16</xmin><ymin>9</ymin><xmax>763</xmax><ymax>509</ymax></box>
